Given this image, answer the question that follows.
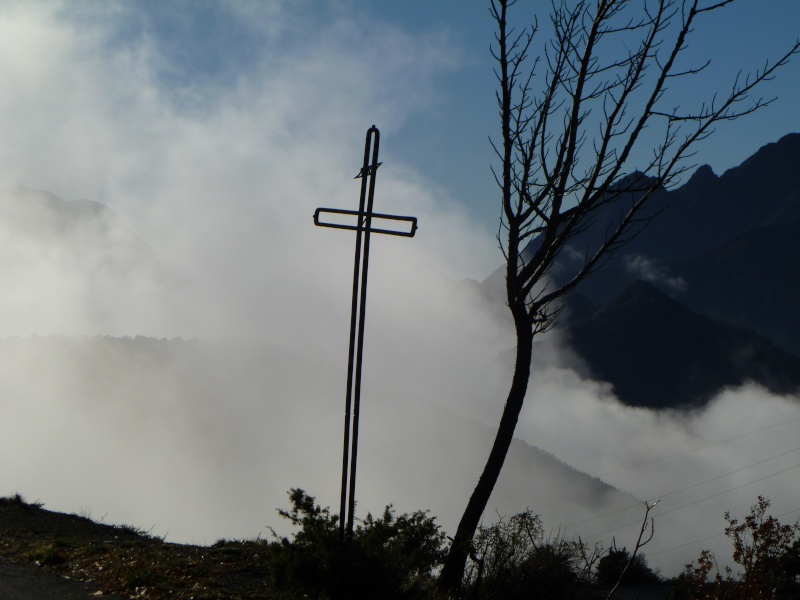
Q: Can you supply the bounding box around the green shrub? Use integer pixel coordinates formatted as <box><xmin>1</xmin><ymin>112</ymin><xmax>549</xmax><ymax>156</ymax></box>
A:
<box><xmin>266</xmin><ymin>488</ymin><xmax>447</xmax><ymax>599</ymax></box>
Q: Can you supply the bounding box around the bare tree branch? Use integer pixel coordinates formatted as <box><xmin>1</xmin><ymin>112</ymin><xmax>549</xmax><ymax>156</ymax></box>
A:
<box><xmin>605</xmin><ymin>500</ymin><xmax>660</xmax><ymax>600</ymax></box>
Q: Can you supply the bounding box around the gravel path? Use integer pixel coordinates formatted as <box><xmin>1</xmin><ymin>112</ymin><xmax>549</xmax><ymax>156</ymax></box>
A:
<box><xmin>0</xmin><ymin>559</ymin><xmax>126</xmax><ymax>599</ymax></box>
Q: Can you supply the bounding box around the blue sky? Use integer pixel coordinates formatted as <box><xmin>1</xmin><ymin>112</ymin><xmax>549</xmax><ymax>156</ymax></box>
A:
<box><xmin>57</xmin><ymin>0</ymin><xmax>799</xmax><ymax>233</ymax></box>
<box><xmin>8</xmin><ymin>0</ymin><xmax>792</xmax><ymax>242</ymax></box>
<box><xmin>343</xmin><ymin>1</ymin><xmax>800</xmax><ymax>231</ymax></box>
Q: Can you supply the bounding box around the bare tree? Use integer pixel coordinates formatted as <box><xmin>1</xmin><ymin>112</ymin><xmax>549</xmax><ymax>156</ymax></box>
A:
<box><xmin>438</xmin><ymin>0</ymin><xmax>800</xmax><ymax>591</ymax></box>
<box><xmin>603</xmin><ymin>500</ymin><xmax>659</xmax><ymax>600</ymax></box>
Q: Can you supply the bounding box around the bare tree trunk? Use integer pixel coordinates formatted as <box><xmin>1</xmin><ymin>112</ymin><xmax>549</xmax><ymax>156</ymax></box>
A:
<box><xmin>438</xmin><ymin>310</ymin><xmax>533</xmax><ymax>591</ymax></box>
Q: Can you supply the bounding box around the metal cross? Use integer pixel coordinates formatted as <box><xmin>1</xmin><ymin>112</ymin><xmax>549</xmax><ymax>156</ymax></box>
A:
<box><xmin>314</xmin><ymin>125</ymin><xmax>417</xmax><ymax>540</ymax></box>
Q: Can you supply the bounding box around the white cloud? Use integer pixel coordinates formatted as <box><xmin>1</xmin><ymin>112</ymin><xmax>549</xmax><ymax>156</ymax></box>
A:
<box><xmin>625</xmin><ymin>254</ymin><xmax>687</xmax><ymax>292</ymax></box>
<box><xmin>0</xmin><ymin>1</ymin><xmax>493</xmax><ymax>340</ymax></box>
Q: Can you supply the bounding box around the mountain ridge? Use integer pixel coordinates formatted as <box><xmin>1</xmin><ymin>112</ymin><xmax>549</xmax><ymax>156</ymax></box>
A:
<box><xmin>481</xmin><ymin>132</ymin><xmax>800</xmax><ymax>409</ymax></box>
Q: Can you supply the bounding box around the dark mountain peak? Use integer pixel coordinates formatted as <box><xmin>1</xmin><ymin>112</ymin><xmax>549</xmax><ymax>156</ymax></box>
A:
<box><xmin>729</xmin><ymin>132</ymin><xmax>800</xmax><ymax>177</ymax></box>
<box><xmin>619</xmin><ymin>278</ymin><xmax>663</xmax><ymax>297</ymax></box>
<box><xmin>616</xmin><ymin>170</ymin><xmax>646</xmax><ymax>184</ymax></box>
<box><xmin>686</xmin><ymin>164</ymin><xmax>717</xmax><ymax>186</ymax></box>
<box><xmin>606</xmin><ymin>279</ymin><xmax>674</xmax><ymax>312</ymax></box>
<box><xmin>479</xmin><ymin>132</ymin><xmax>800</xmax><ymax>410</ymax></box>
<box><xmin>717</xmin><ymin>132</ymin><xmax>800</xmax><ymax>215</ymax></box>
<box><xmin>610</xmin><ymin>170</ymin><xmax>657</xmax><ymax>193</ymax></box>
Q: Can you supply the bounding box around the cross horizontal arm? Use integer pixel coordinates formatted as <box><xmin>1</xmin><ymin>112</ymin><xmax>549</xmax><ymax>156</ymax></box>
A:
<box><xmin>314</xmin><ymin>207</ymin><xmax>418</xmax><ymax>237</ymax></box>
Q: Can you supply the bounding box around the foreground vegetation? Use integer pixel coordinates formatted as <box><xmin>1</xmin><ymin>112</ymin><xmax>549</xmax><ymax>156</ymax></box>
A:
<box><xmin>0</xmin><ymin>492</ymin><xmax>797</xmax><ymax>599</ymax></box>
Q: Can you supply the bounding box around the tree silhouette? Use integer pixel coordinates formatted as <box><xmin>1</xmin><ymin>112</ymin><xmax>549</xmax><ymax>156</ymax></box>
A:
<box><xmin>438</xmin><ymin>0</ymin><xmax>800</xmax><ymax>591</ymax></box>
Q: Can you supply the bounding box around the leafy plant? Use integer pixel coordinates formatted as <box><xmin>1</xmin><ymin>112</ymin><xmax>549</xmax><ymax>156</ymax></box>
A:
<box><xmin>679</xmin><ymin>496</ymin><xmax>800</xmax><ymax>599</ymax></box>
<box><xmin>463</xmin><ymin>509</ymin><xmax>597</xmax><ymax>599</ymax></box>
<box><xmin>266</xmin><ymin>488</ymin><xmax>447</xmax><ymax>600</ymax></box>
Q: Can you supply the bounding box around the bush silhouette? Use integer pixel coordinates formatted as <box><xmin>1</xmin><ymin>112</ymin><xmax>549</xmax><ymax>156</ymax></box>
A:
<box><xmin>267</xmin><ymin>489</ymin><xmax>447</xmax><ymax>599</ymax></box>
<box><xmin>595</xmin><ymin>547</ymin><xmax>660</xmax><ymax>588</ymax></box>
<box><xmin>463</xmin><ymin>509</ymin><xmax>594</xmax><ymax>599</ymax></box>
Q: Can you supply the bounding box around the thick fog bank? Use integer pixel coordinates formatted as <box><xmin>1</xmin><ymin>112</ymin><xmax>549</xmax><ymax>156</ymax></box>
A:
<box><xmin>2</xmin><ymin>314</ymin><xmax>797</xmax><ymax>579</ymax></box>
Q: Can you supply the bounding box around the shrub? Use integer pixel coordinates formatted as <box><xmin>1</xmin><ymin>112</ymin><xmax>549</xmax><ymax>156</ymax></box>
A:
<box><xmin>266</xmin><ymin>488</ymin><xmax>447</xmax><ymax>600</ymax></box>
<box><xmin>463</xmin><ymin>509</ymin><xmax>595</xmax><ymax>599</ymax></box>
<box><xmin>596</xmin><ymin>547</ymin><xmax>660</xmax><ymax>589</ymax></box>
<box><xmin>679</xmin><ymin>496</ymin><xmax>800</xmax><ymax>599</ymax></box>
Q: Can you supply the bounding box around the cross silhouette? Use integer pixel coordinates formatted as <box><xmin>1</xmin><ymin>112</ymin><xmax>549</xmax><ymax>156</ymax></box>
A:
<box><xmin>314</xmin><ymin>125</ymin><xmax>417</xmax><ymax>539</ymax></box>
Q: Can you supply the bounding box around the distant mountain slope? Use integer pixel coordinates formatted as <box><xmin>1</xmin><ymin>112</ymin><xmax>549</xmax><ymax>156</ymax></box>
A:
<box><xmin>482</xmin><ymin>133</ymin><xmax>800</xmax><ymax>409</ymax></box>
<box><xmin>666</xmin><ymin>219</ymin><xmax>800</xmax><ymax>356</ymax></box>
<box><xmin>517</xmin><ymin>133</ymin><xmax>800</xmax><ymax>304</ymax></box>
<box><xmin>0</xmin><ymin>186</ymin><xmax>184</xmax><ymax>335</ymax></box>
<box><xmin>0</xmin><ymin>185</ymin><xmax>154</xmax><ymax>271</ymax></box>
<box><xmin>620</xmin><ymin>133</ymin><xmax>800</xmax><ymax>262</ymax></box>
<box><xmin>568</xmin><ymin>216</ymin><xmax>800</xmax><ymax>358</ymax></box>
<box><xmin>567</xmin><ymin>281</ymin><xmax>800</xmax><ymax>408</ymax></box>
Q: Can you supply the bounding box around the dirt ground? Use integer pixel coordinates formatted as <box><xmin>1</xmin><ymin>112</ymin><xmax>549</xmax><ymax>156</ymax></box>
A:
<box><xmin>0</xmin><ymin>495</ymin><xmax>271</xmax><ymax>599</ymax></box>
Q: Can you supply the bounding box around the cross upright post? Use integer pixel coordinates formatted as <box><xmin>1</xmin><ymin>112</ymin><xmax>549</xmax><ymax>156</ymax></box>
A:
<box><xmin>314</xmin><ymin>125</ymin><xmax>417</xmax><ymax>540</ymax></box>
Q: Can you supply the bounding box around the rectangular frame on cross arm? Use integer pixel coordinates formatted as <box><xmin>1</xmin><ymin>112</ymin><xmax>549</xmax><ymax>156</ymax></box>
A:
<box><xmin>314</xmin><ymin>207</ymin><xmax>417</xmax><ymax>237</ymax></box>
